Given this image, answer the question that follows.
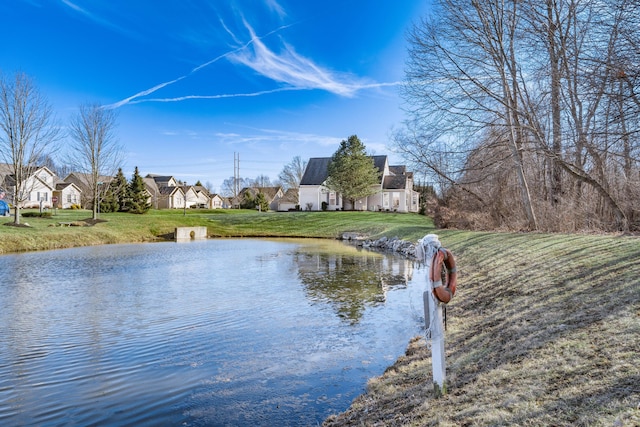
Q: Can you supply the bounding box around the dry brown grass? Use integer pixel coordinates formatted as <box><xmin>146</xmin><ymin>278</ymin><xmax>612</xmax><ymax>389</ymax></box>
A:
<box><xmin>324</xmin><ymin>231</ymin><xmax>640</xmax><ymax>426</ymax></box>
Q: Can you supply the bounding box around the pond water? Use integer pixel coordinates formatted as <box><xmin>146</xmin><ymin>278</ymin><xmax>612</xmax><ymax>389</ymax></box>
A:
<box><xmin>0</xmin><ymin>238</ymin><xmax>428</xmax><ymax>426</ymax></box>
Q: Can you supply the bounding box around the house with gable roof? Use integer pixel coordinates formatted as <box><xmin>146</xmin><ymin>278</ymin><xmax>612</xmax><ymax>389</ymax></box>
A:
<box><xmin>53</xmin><ymin>181</ymin><xmax>82</xmax><ymax>209</ymax></box>
<box><xmin>209</xmin><ymin>193</ymin><xmax>227</xmax><ymax>209</ymax></box>
<box><xmin>192</xmin><ymin>185</ymin><xmax>213</xmax><ymax>208</ymax></box>
<box><xmin>235</xmin><ymin>186</ymin><xmax>284</xmax><ymax>211</ymax></box>
<box><xmin>298</xmin><ymin>155</ymin><xmax>419</xmax><ymax>212</ymax></box>
<box><xmin>0</xmin><ymin>164</ymin><xmax>59</xmax><ymax>209</ymax></box>
<box><xmin>277</xmin><ymin>188</ymin><xmax>300</xmax><ymax>211</ymax></box>
<box><xmin>180</xmin><ymin>185</ymin><xmax>199</xmax><ymax>208</ymax></box>
<box><xmin>64</xmin><ymin>172</ymin><xmax>112</xmax><ymax>209</ymax></box>
<box><xmin>144</xmin><ymin>174</ymin><xmax>185</xmax><ymax>209</ymax></box>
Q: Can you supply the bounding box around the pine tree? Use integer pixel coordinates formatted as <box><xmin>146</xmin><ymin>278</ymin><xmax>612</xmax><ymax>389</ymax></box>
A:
<box><xmin>100</xmin><ymin>168</ymin><xmax>127</xmax><ymax>213</ymax></box>
<box><xmin>325</xmin><ymin>135</ymin><xmax>381</xmax><ymax>210</ymax></box>
<box><xmin>255</xmin><ymin>191</ymin><xmax>269</xmax><ymax>212</ymax></box>
<box><xmin>240</xmin><ymin>190</ymin><xmax>256</xmax><ymax>209</ymax></box>
<box><xmin>99</xmin><ymin>185</ymin><xmax>118</xmax><ymax>213</ymax></box>
<box><xmin>124</xmin><ymin>166</ymin><xmax>150</xmax><ymax>214</ymax></box>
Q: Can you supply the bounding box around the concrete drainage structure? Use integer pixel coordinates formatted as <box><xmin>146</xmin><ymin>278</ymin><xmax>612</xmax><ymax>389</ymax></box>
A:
<box><xmin>175</xmin><ymin>226</ymin><xmax>207</xmax><ymax>241</ymax></box>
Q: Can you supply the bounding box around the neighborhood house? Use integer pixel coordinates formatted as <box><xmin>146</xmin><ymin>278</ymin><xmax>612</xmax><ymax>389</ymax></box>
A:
<box><xmin>298</xmin><ymin>155</ymin><xmax>419</xmax><ymax>212</ymax></box>
<box><xmin>143</xmin><ymin>175</ymin><xmax>224</xmax><ymax>210</ymax></box>
<box><xmin>0</xmin><ymin>165</ymin><xmax>227</xmax><ymax>212</ymax></box>
<box><xmin>0</xmin><ymin>164</ymin><xmax>75</xmax><ymax>209</ymax></box>
<box><xmin>1</xmin><ymin>153</ymin><xmax>418</xmax><ymax>214</ymax></box>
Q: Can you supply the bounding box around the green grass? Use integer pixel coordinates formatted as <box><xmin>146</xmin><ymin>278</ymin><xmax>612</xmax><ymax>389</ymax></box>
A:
<box><xmin>0</xmin><ymin>209</ymin><xmax>435</xmax><ymax>254</ymax></box>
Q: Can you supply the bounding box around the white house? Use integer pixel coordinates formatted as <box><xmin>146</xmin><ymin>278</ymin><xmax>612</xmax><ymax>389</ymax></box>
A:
<box><xmin>298</xmin><ymin>155</ymin><xmax>420</xmax><ymax>213</ymax></box>
<box><xmin>209</xmin><ymin>193</ymin><xmax>226</xmax><ymax>209</ymax></box>
<box><xmin>193</xmin><ymin>185</ymin><xmax>212</xmax><ymax>208</ymax></box>
<box><xmin>0</xmin><ymin>165</ymin><xmax>57</xmax><ymax>209</ymax></box>
<box><xmin>277</xmin><ymin>188</ymin><xmax>299</xmax><ymax>211</ymax></box>
<box><xmin>54</xmin><ymin>182</ymin><xmax>82</xmax><ymax>209</ymax></box>
<box><xmin>144</xmin><ymin>175</ymin><xmax>184</xmax><ymax>209</ymax></box>
<box><xmin>64</xmin><ymin>172</ymin><xmax>111</xmax><ymax>209</ymax></box>
<box><xmin>181</xmin><ymin>185</ymin><xmax>199</xmax><ymax>209</ymax></box>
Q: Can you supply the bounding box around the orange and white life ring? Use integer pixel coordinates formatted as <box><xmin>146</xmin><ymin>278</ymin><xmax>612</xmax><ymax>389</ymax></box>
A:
<box><xmin>430</xmin><ymin>247</ymin><xmax>457</xmax><ymax>303</ymax></box>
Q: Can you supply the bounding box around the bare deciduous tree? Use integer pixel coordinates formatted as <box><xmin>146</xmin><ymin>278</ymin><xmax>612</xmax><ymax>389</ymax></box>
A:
<box><xmin>398</xmin><ymin>0</ymin><xmax>640</xmax><ymax>232</ymax></box>
<box><xmin>0</xmin><ymin>72</ymin><xmax>61</xmax><ymax>224</ymax></box>
<box><xmin>278</xmin><ymin>155</ymin><xmax>307</xmax><ymax>193</ymax></box>
<box><xmin>67</xmin><ymin>103</ymin><xmax>123</xmax><ymax>220</ymax></box>
<box><xmin>278</xmin><ymin>156</ymin><xmax>307</xmax><ymax>203</ymax></box>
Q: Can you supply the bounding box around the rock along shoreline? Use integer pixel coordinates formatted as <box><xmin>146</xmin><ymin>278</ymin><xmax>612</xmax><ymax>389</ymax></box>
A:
<box><xmin>341</xmin><ymin>233</ymin><xmax>418</xmax><ymax>259</ymax></box>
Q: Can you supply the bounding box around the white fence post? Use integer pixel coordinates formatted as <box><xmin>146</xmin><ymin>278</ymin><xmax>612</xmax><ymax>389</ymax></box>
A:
<box><xmin>418</xmin><ymin>234</ymin><xmax>447</xmax><ymax>397</ymax></box>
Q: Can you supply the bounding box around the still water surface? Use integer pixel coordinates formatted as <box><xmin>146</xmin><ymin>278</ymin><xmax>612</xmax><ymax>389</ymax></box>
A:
<box><xmin>0</xmin><ymin>238</ymin><xmax>427</xmax><ymax>426</ymax></box>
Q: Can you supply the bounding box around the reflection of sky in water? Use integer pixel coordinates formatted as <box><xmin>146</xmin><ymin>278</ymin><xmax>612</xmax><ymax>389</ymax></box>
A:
<box><xmin>0</xmin><ymin>239</ymin><xmax>427</xmax><ymax>426</ymax></box>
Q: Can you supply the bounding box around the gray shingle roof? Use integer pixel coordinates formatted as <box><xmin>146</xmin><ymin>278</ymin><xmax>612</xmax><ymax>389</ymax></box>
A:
<box><xmin>299</xmin><ymin>157</ymin><xmax>332</xmax><ymax>185</ymax></box>
<box><xmin>300</xmin><ymin>155</ymin><xmax>387</xmax><ymax>185</ymax></box>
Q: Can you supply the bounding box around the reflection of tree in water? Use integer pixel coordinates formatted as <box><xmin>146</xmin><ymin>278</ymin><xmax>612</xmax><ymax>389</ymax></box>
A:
<box><xmin>295</xmin><ymin>250</ymin><xmax>413</xmax><ymax>324</ymax></box>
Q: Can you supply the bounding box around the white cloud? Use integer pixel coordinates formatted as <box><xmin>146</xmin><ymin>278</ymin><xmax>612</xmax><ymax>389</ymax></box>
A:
<box><xmin>103</xmin><ymin>4</ymin><xmax>396</xmax><ymax>109</ymax></box>
<box><xmin>228</xmin><ymin>19</ymin><xmax>366</xmax><ymax>97</ymax></box>
<box><xmin>264</xmin><ymin>0</ymin><xmax>287</xmax><ymax>20</ymax></box>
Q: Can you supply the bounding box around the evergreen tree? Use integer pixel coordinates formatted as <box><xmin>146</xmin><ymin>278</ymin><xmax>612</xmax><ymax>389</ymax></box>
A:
<box><xmin>255</xmin><ymin>192</ymin><xmax>269</xmax><ymax>212</ymax></box>
<box><xmin>100</xmin><ymin>168</ymin><xmax>127</xmax><ymax>213</ymax></box>
<box><xmin>325</xmin><ymin>135</ymin><xmax>381</xmax><ymax>210</ymax></box>
<box><xmin>99</xmin><ymin>185</ymin><xmax>118</xmax><ymax>213</ymax></box>
<box><xmin>239</xmin><ymin>190</ymin><xmax>256</xmax><ymax>209</ymax></box>
<box><xmin>124</xmin><ymin>166</ymin><xmax>150</xmax><ymax>214</ymax></box>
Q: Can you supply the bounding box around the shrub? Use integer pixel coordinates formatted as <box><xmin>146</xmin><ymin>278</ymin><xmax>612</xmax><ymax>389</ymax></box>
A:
<box><xmin>21</xmin><ymin>211</ymin><xmax>53</xmax><ymax>218</ymax></box>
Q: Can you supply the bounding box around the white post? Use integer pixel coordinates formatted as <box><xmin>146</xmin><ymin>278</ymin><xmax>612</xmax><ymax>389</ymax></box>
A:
<box><xmin>429</xmin><ymin>290</ymin><xmax>446</xmax><ymax>396</ymax></box>
<box><xmin>418</xmin><ymin>234</ymin><xmax>447</xmax><ymax>397</ymax></box>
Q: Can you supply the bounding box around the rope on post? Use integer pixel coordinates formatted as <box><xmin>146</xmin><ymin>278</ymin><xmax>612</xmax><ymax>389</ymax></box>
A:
<box><xmin>416</xmin><ymin>234</ymin><xmax>451</xmax><ymax>397</ymax></box>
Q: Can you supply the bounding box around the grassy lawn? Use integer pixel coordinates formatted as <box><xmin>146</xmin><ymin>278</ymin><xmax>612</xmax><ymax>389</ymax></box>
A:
<box><xmin>0</xmin><ymin>208</ymin><xmax>435</xmax><ymax>254</ymax></box>
<box><xmin>1</xmin><ymin>208</ymin><xmax>638</xmax><ymax>425</ymax></box>
<box><xmin>325</xmin><ymin>230</ymin><xmax>640</xmax><ymax>426</ymax></box>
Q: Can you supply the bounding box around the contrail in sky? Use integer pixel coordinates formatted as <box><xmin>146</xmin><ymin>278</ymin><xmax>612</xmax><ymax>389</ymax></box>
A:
<box><xmin>127</xmin><ymin>87</ymin><xmax>302</xmax><ymax>104</ymax></box>
<box><xmin>105</xmin><ymin>18</ymin><xmax>400</xmax><ymax>109</ymax></box>
<box><xmin>104</xmin><ymin>24</ymin><xmax>294</xmax><ymax>109</ymax></box>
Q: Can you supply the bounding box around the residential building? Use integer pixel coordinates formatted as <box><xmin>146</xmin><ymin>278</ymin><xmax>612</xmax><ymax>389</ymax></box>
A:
<box><xmin>209</xmin><ymin>193</ymin><xmax>227</xmax><ymax>209</ymax></box>
<box><xmin>53</xmin><ymin>181</ymin><xmax>82</xmax><ymax>209</ymax></box>
<box><xmin>236</xmin><ymin>186</ymin><xmax>284</xmax><ymax>211</ymax></box>
<box><xmin>277</xmin><ymin>188</ymin><xmax>300</xmax><ymax>211</ymax></box>
<box><xmin>298</xmin><ymin>155</ymin><xmax>419</xmax><ymax>212</ymax></box>
<box><xmin>64</xmin><ymin>172</ymin><xmax>112</xmax><ymax>209</ymax></box>
<box><xmin>193</xmin><ymin>185</ymin><xmax>212</xmax><ymax>208</ymax></box>
<box><xmin>144</xmin><ymin>175</ymin><xmax>185</xmax><ymax>209</ymax></box>
<box><xmin>0</xmin><ymin>164</ymin><xmax>57</xmax><ymax>209</ymax></box>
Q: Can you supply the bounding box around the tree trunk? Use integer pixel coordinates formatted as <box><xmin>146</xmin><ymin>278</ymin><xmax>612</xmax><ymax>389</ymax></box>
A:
<box><xmin>546</xmin><ymin>0</ymin><xmax>563</xmax><ymax>205</ymax></box>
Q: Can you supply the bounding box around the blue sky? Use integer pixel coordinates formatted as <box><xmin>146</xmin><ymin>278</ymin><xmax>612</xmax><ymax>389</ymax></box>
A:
<box><xmin>1</xmin><ymin>0</ymin><xmax>430</xmax><ymax>191</ymax></box>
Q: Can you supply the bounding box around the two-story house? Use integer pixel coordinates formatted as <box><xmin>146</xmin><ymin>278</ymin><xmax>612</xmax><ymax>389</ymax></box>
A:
<box><xmin>298</xmin><ymin>155</ymin><xmax>419</xmax><ymax>212</ymax></box>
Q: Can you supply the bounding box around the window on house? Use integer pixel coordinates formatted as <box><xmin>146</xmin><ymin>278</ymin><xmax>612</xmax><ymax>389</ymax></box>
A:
<box><xmin>67</xmin><ymin>194</ymin><xmax>72</xmax><ymax>203</ymax></box>
<box><xmin>383</xmin><ymin>192</ymin><xmax>389</xmax><ymax>208</ymax></box>
<box><xmin>329</xmin><ymin>192</ymin><xmax>336</xmax><ymax>205</ymax></box>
